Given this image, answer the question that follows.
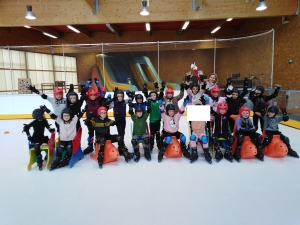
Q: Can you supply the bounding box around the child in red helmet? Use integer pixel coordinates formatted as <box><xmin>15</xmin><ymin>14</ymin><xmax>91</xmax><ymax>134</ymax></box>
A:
<box><xmin>233</xmin><ymin>106</ymin><xmax>264</xmax><ymax>162</ymax></box>
<box><xmin>208</xmin><ymin>85</ymin><xmax>227</xmax><ymax>135</ymax></box>
<box><xmin>162</xmin><ymin>81</ymin><xmax>185</xmax><ymax>114</ymax></box>
<box><xmin>157</xmin><ymin>96</ymin><xmax>192</xmax><ymax>163</ymax></box>
<box><xmin>27</xmin><ymin>85</ymin><xmax>67</xmax><ymax>133</ymax></box>
<box><xmin>91</xmin><ymin>106</ymin><xmax>134</xmax><ymax>168</ymax></box>
<box><xmin>210</xmin><ymin>102</ymin><xmax>234</xmax><ymax>162</ymax></box>
<box><xmin>81</xmin><ymin>78</ymin><xmax>112</xmax><ymax>155</ymax></box>
<box><xmin>40</xmin><ymin>105</ymin><xmax>84</xmax><ymax>170</ymax></box>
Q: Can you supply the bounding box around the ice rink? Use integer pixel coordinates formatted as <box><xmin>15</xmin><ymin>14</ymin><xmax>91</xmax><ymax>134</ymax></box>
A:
<box><xmin>0</xmin><ymin>117</ymin><xmax>300</xmax><ymax>225</ymax></box>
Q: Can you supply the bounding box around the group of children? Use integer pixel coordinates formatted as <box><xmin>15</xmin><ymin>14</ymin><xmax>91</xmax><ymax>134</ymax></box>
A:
<box><xmin>23</xmin><ymin>63</ymin><xmax>299</xmax><ymax>170</ymax></box>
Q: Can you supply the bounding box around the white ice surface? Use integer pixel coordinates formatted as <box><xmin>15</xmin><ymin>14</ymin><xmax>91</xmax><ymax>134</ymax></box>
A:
<box><xmin>0</xmin><ymin>117</ymin><xmax>300</xmax><ymax>225</ymax></box>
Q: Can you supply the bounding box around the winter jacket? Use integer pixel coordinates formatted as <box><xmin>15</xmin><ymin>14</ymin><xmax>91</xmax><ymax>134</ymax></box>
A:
<box><xmin>55</xmin><ymin>116</ymin><xmax>78</xmax><ymax>141</ymax></box>
<box><xmin>161</xmin><ymin>104</ymin><xmax>185</xmax><ymax>133</ymax></box>
<box><xmin>162</xmin><ymin>90</ymin><xmax>184</xmax><ymax>114</ymax></box>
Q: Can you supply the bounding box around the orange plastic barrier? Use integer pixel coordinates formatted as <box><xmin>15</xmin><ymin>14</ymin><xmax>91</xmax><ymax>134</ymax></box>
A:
<box><xmin>230</xmin><ymin>115</ymin><xmax>257</xmax><ymax>159</ymax></box>
<box><xmin>90</xmin><ymin>140</ymin><xmax>119</xmax><ymax>164</ymax></box>
<box><xmin>165</xmin><ymin>136</ymin><xmax>182</xmax><ymax>158</ymax></box>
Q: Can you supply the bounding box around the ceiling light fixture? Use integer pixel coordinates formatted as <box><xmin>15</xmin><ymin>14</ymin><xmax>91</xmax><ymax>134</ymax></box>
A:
<box><xmin>24</xmin><ymin>25</ymin><xmax>31</xmax><ymax>29</ymax></box>
<box><xmin>67</xmin><ymin>25</ymin><xmax>80</xmax><ymax>33</ymax></box>
<box><xmin>25</xmin><ymin>5</ymin><xmax>36</xmax><ymax>20</ymax></box>
<box><xmin>140</xmin><ymin>0</ymin><xmax>149</xmax><ymax>16</ymax></box>
<box><xmin>209</xmin><ymin>20</ymin><xmax>226</xmax><ymax>34</ymax></box>
<box><xmin>182</xmin><ymin>21</ymin><xmax>190</xmax><ymax>30</ymax></box>
<box><xmin>106</xmin><ymin>24</ymin><xmax>115</xmax><ymax>33</ymax></box>
<box><xmin>43</xmin><ymin>32</ymin><xmax>57</xmax><ymax>39</ymax></box>
<box><xmin>256</xmin><ymin>0</ymin><xmax>267</xmax><ymax>11</ymax></box>
<box><xmin>227</xmin><ymin>18</ymin><xmax>233</xmax><ymax>21</ymax></box>
<box><xmin>145</xmin><ymin>22</ymin><xmax>151</xmax><ymax>31</ymax></box>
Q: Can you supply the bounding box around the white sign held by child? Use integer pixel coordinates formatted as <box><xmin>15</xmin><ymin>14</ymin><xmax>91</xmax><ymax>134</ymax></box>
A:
<box><xmin>187</xmin><ymin>105</ymin><xmax>210</xmax><ymax>121</ymax></box>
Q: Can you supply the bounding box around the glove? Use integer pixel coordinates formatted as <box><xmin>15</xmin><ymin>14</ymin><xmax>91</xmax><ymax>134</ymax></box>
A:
<box><xmin>40</xmin><ymin>105</ymin><xmax>50</xmax><ymax>113</ymax></box>
<box><xmin>128</xmin><ymin>99</ymin><xmax>133</xmax><ymax>107</ymax></box>
<box><xmin>251</xmin><ymin>86</ymin><xmax>256</xmax><ymax>93</ymax></box>
<box><xmin>180</xmin><ymin>82</ymin><xmax>185</xmax><ymax>91</ymax></box>
<box><xmin>85</xmin><ymin>79</ymin><xmax>92</xmax><ymax>89</ymax></box>
<box><xmin>27</xmin><ymin>85</ymin><xmax>40</xmax><ymax>94</ymax></box>
<box><xmin>227</xmin><ymin>78</ymin><xmax>233</xmax><ymax>86</ymax></box>
<box><xmin>154</xmin><ymin>81</ymin><xmax>159</xmax><ymax>89</ymax></box>
<box><xmin>198</xmin><ymin>70</ymin><xmax>204</xmax><ymax>82</ymax></box>
<box><xmin>49</xmin><ymin>128</ymin><xmax>55</xmax><ymax>133</ymax></box>
<box><xmin>200</xmin><ymin>96</ymin><xmax>206</xmax><ymax>105</ymax></box>
<box><xmin>158</xmin><ymin>99</ymin><xmax>163</xmax><ymax>107</ymax></box>
<box><xmin>27</xmin><ymin>136</ymin><xmax>32</xmax><ymax>141</ymax></box>
<box><xmin>161</xmin><ymin>81</ymin><xmax>166</xmax><ymax>90</ymax></box>
<box><xmin>94</xmin><ymin>78</ymin><xmax>100</xmax><ymax>87</ymax></box>
<box><xmin>274</xmin><ymin>84</ymin><xmax>281</xmax><ymax>95</ymax></box>
<box><xmin>280</xmin><ymin>105</ymin><xmax>287</xmax><ymax>115</ymax></box>
<box><xmin>79</xmin><ymin>81</ymin><xmax>85</xmax><ymax>89</ymax></box>
<box><xmin>22</xmin><ymin>124</ymin><xmax>29</xmax><ymax>133</ymax></box>
<box><xmin>244</xmin><ymin>77</ymin><xmax>249</xmax><ymax>88</ymax></box>
<box><xmin>283</xmin><ymin>115</ymin><xmax>289</xmax><ymax>122</ymax></box>
<box><xmin>147</xmin><ymin>98</ymin><xmax>151</xmax><ymax>107</ymax></box>
<box><xmin>186</xmin><ymin>74</ymin><xmax>192</xmax><ymax>83</ymax></box>
<box><xmin>183</xmin><ymin>95</ymin><xmax>192</xmax><ymax>107</ymax></box>
<box><xmin>107</xmin><ymin>94</ymin><xmax>112</xmax><ymax>101</ymax></box>
<box><xmin>143</xmin><ymin>83</ymin><xmax>147</xmax><ymax>90</ymax></box>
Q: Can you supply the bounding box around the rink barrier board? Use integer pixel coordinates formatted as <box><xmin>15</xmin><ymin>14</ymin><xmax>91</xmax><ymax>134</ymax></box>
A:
<box><xmin>1</xmin><ymin>112</ymin><xmax>300</xmax><ymax>130</ymax></box>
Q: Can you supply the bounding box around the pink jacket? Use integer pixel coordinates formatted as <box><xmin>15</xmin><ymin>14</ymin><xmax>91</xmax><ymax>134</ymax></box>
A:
<box><xmin>55</xmin><ymin>116</ymin><xmax>78</xmax><ymax>141</ymax></box>
<box><xmin>161</xmin><ymin>104</ymin><xmax>185</xmax><ymax>133</ymax></box>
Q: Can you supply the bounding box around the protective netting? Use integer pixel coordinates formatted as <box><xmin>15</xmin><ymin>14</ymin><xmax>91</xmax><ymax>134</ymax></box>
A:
<box><xmin>0</xmin><ymin>29</ymin><xmax>273</xmax><ymax>93</ymax></box>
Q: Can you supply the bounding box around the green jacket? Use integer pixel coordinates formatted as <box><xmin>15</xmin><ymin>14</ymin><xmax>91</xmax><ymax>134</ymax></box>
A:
<box><xmin>130</xmin><ymin>108</ymin><xmax>149</xmax><ymax>136</ymax></box>
<box><xmin>149</xmin><ymin>100</ymin><xmax>161</xmax><ymax>123</ymax></box>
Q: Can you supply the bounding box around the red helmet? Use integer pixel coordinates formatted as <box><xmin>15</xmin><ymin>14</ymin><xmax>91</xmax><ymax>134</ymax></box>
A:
<box><xmin>210</xmin><ymin>85</ymin><xmax>221</xmax><ymax>97</ymax></box>
<box><xmin>239</xmin><ymin>106</ymin><xmax>251</xmax><ymax>117</ymax></box>
<box><xmin>165</xmin><ymin>88</ymin><xmax>174</xmax><ymax>98</ymax></box>
<box><xmin>97</xmin><ymin>106</ymin><xmax>108</xmax><ymax>117</ymax></box>
<box><xmin>100</xmin><ymin>86</ymin><xmax>106</xmax><ymax>97</ymax></box>
<box><xmin>87</xmin><ymin>89</ymin><xmax>99</xmax><ymax>100</ymax></box>
<box><xmin>217</xmin><ymin>102</ymin><xmax>228</xmax><ymax>114</ymax></box>
<box><xmin>53</xmin><ymin>87</ymin><xmax>63</xmax><ymax>98</ymax></box>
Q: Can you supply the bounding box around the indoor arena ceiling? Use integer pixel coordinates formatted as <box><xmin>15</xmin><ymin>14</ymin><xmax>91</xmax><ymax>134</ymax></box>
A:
<box><xmin>0</xmin><ymin>0</ymin><xmax>298</xmax><ymax>38</ymax></box>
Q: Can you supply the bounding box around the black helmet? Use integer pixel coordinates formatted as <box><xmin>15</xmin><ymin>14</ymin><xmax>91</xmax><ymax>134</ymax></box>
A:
<box><xmin>232</xmin><ymin>88</ymin><xmax>240</xmax><ymax>95</ymax></box>
<box><xmin>61</xmin><ymin>108</ymin><xmax>73</xmax><ymax>120</ymax></box>
<box><xmin>256</xmin><ymin>86</ymin><xmax>265</xmax><ymax>95</ymax></box>
<box><xmin>135</xmin><ymin>94</ymin><xmax>143</xmax><ymax>101</ymax></box>
<box><xmin>166</xmin><ymin>104</ymin><xmax>175</xmax><ymax>115</ymax></box>
<box><xmin>135</xmin><ymin>106</ymin><xmax>143</xmax><ymax>113</ymax></box>
<box><xmin>32</xmin><ymin>109</ymin><xmax>44</xmax><ymax>120</ymax></box>
<box><xmin>66</xmin><ymin>92</ymin><xmax>78</xmax><ymax>102</ymax></box>
<box><xmin>191</xmin><ymin>83</ymin><xmax>200</xmax><ymax>93</ymax></box>
<box><xmin>267</xmin><ymin>106</ymin><xmax>278</xmax><ymax>117</ymax></box>
<box><xmin>149</xmin><ymin>91</ymin><xmax>158</xmax><ymax>100</ymax></box>
<box><xmin>115</xmin><ymin>90</ymin><xmax>124</xmax><ymax>96</ymax></box>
